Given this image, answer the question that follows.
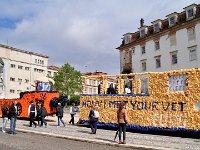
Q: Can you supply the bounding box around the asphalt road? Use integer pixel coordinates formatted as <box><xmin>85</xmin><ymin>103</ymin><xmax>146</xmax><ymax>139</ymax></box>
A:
<box><xmin>0</xmin><ymin>131</ymin><xmax>152</xmax><ymax>150</ymax></box>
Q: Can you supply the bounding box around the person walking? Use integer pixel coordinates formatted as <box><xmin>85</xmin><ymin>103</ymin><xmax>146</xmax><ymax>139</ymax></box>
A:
<box><xmin>40</xmin><ymin>104</ymin><xmax>47</xmax><ymax>127</ymax></box>
<box><xmin>69</xmin><ymin>103</ymin><xmax>76</xmax><ymax>125</ymax></box>
<box><xmin>56</xmin><ymin>102</ymin><xmax>65</xmax><ymax>127</ymax></box>
<box><xmin>36</xmin><ymin>102</ymin><xmax>41</xmax><ymax>126</ymax></box>
<box><xmin>89</xmin><ymin>105</ymin><xmax>99</xmax><ymax>134</ymax></box>
<box><xmin>117</xmin><ymin>103</ymin><xmax>128</xmax><ymax>144</ymax></box>
<box><xmin>9</xmin><ymin>101</ymin><xmax>19</xmax><ymax>135</ymax></box>
<box><xmin>1</xmin><ymin>103</ymin><xmax>9</xmax><ymax>133</ymax></box>
<box><xmin>28</xmin><ymin>101</ymin><xmax>37</xmax><ymax>128</ymax></box>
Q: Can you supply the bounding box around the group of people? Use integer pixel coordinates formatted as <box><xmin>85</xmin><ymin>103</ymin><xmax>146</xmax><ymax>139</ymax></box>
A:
<box><xmin>1</xmin><ymin>100</ymin><xmax>128</xmax><ymax>144</ymax></box>
<box><xmin>28</xmin><ymin>101</ymin><xmax>47</xmax><ymax>128</ymax></box>
<box><xmin>1</xmin><ymin>101</ymin><xmax>19</xmax><ymax>135</ymax></box>
<box><xmin>56</xmin><ymin>102</ymin><xmax>77</xmax><ymax>127</ymax></box>
<box><xmin>88</xmin><ymin>102</ymin><xmax>128</xmax><ymax>144</ymax></box>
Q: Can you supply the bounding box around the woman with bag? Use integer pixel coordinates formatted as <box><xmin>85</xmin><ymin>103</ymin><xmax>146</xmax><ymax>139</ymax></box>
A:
<box><xmin>117</xmin><ymin>102</ymin><xmax>128</xmax><ymax>144</ymax></box>
<box><xmin>89</xmin><ymin>105</ymin><xmax>99</xmax><ymax>134</ymax></box>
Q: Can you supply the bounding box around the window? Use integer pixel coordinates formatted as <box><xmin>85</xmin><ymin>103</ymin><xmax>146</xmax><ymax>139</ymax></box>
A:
<box><xmin>169</xmin><ymin>17</ymin><xmax>175</xmax><ymax>26</ymax></box>
<box><xmin>18</xmin><ymin>78</ymin><xmax>22</xmax><ymax>83</ymax></box>
<box><xmin>154</xmin><ymin>23</ymin><xmax>160</xmax><ymax>32</ymax></box>
<box><xmin>25</xmin><ymin>67</ymin><xmax>30</xmax><ymax>71</ymax></box>
<box><xmin>131</xmin><ymin>47</ymin><xmax>135</xmax><ymax>54</ymax></box>
<box><xmin>140</xmin><ymin>30</ymin><xmax>145</xmax><ymax>38</ymax></box>
<box><xmin>155</xmin><ymin>56</ymin><xmax>161</xmax><ymax>68</ymax></box>
<box><xmin>171</xmin><ymin>51</ymin><xmax>178</xmax><ymax>65</ymax></box>
<box><xmin>124</xmin><ymin>35</ymin><xmax>131</xmax><ymax>44</ymax></box>
<box><xmin>48</xmin><ymin>71</ymin><xmax>51</xmax><ymax>76</ymax></box>
<box><xmin>10</xmin><ymin>77</ymin><xmax>15</xmax><ymax>81</ymax></box>
<box><xmin>187</xmin><ymin>27</ymin><xmax>195</xmax><ymax>41</ymax></box>
<box><xmin>141</xmin><ymin>45</ymin><xmax>146</xmax><ymax>54</ymax></box>
<box><xmin>25</xmin><ymin>79</ymin><xmax>29</xmax><ymax>83</ymax></box>
<box><xmin>187</xmin><ymin>9</ymin><xmax>194</xmax><ymax>19</ymax></box>
<box><xmin>18</xmin><ymin>65</ymin><xmax>23</xmax><ymax>69</ymax></box>
<box><xmin>189</xmin><ymin>46</ymin><xmax>197</xmax><ymax>61</ymax></box>
<box><xmin>155</xmin><ymin>41</ymin><xmax>160</xmax><ymax>50</ymax></box>
<box><xmin>141</xmin><ymin>60</ymin><xmax>147</xmax><ymax>71</ymax></box>
<box><xmin>35</xmin><ymin>59</ymin><xmax>37</xmax><ymax>63</ymax></box>
<box><xmin>10</xmin><ymin>89</ymin><xmax>15</xmax><ymax>93</ymax></box>
<box><xmin>141</xmin><ymin>79</ymin><xmax>149</xmax><ymax>94</ymax></box>
<box><xmin>11</xmin><ymin>64</ymin><xmax>16</xmax><ymax>68</ymax></box>
<box><xmin>169</xmin><ymin>75</ymin><xmax>186</xmax><ymax>92</ymax></box>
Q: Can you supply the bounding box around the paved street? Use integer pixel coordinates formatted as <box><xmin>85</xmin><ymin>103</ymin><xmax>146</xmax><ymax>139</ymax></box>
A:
<box><xmin>0</xmin><ymin>132</ymin><xmax>137</xmax><ymax>150</ymax></box>
<box><xmin>0</xmin><ymin>111</ymin><xmax>200</xmax><ymax>150</ymax></box>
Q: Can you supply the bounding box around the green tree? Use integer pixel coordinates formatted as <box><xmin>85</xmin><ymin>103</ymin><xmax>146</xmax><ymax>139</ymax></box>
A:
<box><xmin>52</xmin><ymin>63</ymin><xmax>82</xmax><ymax>98</ymax></box>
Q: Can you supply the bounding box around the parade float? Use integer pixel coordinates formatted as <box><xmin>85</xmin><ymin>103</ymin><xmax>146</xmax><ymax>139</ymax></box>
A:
<box><xmin>79</xmin><ymin>68</ymin><xmax>200</xmax><ymax>133</ymax></box>
<box><xmin>0</xmin><ymin>77</ymin><xmax>61</xmax><ymax>118</ymax></box>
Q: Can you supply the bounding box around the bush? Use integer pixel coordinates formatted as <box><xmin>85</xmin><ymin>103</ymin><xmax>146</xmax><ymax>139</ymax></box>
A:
<box><xmin>66</xmin><ymin>95</ymin><xmax>80</xmax><ymax>106</ymax></box>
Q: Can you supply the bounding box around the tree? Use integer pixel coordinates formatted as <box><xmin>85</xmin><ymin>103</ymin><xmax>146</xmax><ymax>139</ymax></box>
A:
<box><xmin>52</xmin><ymin>63</ymin><xmax>82</xmax><ymax>98</ymax></box>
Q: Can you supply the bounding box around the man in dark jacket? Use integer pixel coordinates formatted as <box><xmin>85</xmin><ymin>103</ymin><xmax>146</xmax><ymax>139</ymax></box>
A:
<box><xmin>9</xmin><ymin>101</ymin><xmax>19</xmax><ymax>135</ymax></box>
<box><xmin>39</xmin><ymin>104</ymin><xmax>47</xmax><ymax>127</ymax></box>
<box><xmin>107</xmin><ymin>83</ymin><xmax>116</xmax><ymax>94</ymax></box>
<box><xmin>28</xmin><ymin>101</ymin><xmax>37</xmax><ymax>127</ymax></box>
<box><xmin>56</xmin><ymin>102</ymin><xmax>65</xmax><ymax>127</ymax></box>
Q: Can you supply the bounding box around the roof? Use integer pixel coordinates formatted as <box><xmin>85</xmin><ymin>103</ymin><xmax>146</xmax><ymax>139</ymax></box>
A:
<box><xmin>0</xmin><ymin>44</ymin><xmax>49</xmax><ymax>58</ymax></box>
<box><xmin>47</xmin><ymin>65</ymin><xmax>60</xmax><ymax>71</ymax></box>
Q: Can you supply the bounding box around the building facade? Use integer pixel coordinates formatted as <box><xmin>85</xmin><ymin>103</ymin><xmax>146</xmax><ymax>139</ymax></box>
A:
<box><xmin>0</xmin><ymin>44</ymin><xmax>57</xmax><ymax>99</ymax></box>
<box><xmin>117</xmin><ymin>4</ymin><xmax>200</xmax><ymax>73</ymax></box>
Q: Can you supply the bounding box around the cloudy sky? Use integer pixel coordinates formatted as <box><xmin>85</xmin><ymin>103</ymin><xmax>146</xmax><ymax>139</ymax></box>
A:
<box><xmin>0</xmin><ymin>0</ymin><xmax>199</xmax><ymax>74</ymax></box>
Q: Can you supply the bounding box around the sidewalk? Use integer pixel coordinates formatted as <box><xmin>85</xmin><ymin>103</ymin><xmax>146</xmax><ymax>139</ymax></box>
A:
<box><xmin>2</xmin><ymin>112</ymin><xmax>200</xmax><ymax>150</ymax></box>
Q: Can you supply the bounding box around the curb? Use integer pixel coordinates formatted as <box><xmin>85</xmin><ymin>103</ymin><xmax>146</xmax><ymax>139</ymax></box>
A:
<box><xmin>16</xmin><ymin>128</ymin><xmax>172</xmax><ymax>150</ymax></box>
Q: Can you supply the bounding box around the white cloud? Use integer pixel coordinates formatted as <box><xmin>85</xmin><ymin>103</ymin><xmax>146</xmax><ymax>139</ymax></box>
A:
<box><xmin>0</xmin><ymin>0</ymin><xmax>199</xmax><ymax>74</ymax></box>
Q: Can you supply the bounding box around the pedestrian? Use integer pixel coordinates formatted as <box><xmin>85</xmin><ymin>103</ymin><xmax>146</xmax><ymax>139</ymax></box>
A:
<box><xmin>89</xmin><ymin>104</ymin><xmax>99</xmax><ymax>134</ymax></box>
<box><xmin>40</xmin><ymin>104</ymin><xmax>47</xmax><ymax>127</ymax></box>
<box><xmin>28</xmin><ymin>100</ymin><xmax>37</xmax><ymax>128</ymax></box>
<box><xmin>1</xmin><ymin>103</ymin><xmax>9</xmax><ymax>133</ymax></box>
<box><xmin>9</xmin><ymin>101</ymin><xmax>19</xmax><ymax>135</ymax></box>
<box><xmin>107</xmin><ymin>83</ymin><xmax>116</xmax><ymax>94</ymax></box>
<box><xmin>56</xmin><ymin>102</ymin><xmax>65</xmax><ymax>127</ymax></box>
<box><xmin>117</xmin><ymin>102</ymin><xmax>129</xmax><ymax>144</ymax></box>
<box><xmin>36</xmin><ymin>102</ymin><xmax>41</xmax><ymax>126</ymax></box>
<box><xmin>69</xmin><ymin>103</ymin><xmax>76</xmax><ymax>125</ymax></box>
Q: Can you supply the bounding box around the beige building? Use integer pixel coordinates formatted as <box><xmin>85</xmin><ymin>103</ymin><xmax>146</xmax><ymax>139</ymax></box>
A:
<box><xmin>0</xmin><ymin>44</ymin><xmax>58</xmax><ymax>99</ymax></box>
<box><xmin>117</xmin><ymin>3</ymin><xmax>200</xmax><ymax>73</ymax></box>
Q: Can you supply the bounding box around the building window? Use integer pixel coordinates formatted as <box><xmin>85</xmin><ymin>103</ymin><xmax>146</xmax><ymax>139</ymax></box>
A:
<box><xmin>187</xmin><ymin>8</ymin><xmax>194</xmax><ymax>19</ymax></box>
<box><xmin>141</xmin><ymin>45</ymin><xmax>146</xmax><ymax>54</ymax></box>
<box><xmin>155</xmin><ymin>56</ymin><xmax>161</xmax><ymax>68</ymax></box>
<box><xmin>189</xmin><ymin>46</ymin><xmax>197</xmax><ymax>61</ymax></box>
<box><xmin>169</xmin><ymin>17</ymin><xmax>175</xmax><ymax>27</ymax></box>
<box><xmin>187</xmin><ymin>27</ymin><xmax>196</xmax><ymax>41</ymax></box>
<box><xmin>18</xmin><ymin>65</ymin><xmax>23</xmax><ymax>69</ymax></box>
<box><xmin>169</xmin><ymin>75</ymin><xmax>186</xmax><ymax>92</ymax></box>
<box><xmin>155</xmin><ymin>41</ymin><xmax>160</xmax><ymax>50</ymax></box>
<box><xmin>25</xmin><ymin>67</ymin><xmax>30</xmax><ymax>71</ymax></box>
<box><xmin>141</xmin><ymin>79</ymin><xmax>149</xmax><ymax>94</ymax></box>
<box><xmin>131</xmin><ymin>47</ymin><xmax>135</xmax><ymax>54</ymax></box>
<box><xmin>35</xmin><ymin>59</ymin><xmax>37</xmax><ymax>63</ymax></box>
<box><xmin>154</xmin><ymin>23</ymin><xmax>160</xmax><ymax>32</ymax></box>
<box><xmin>10</xmin><ymin>77</ymin><xmax>15</xmax><ymax>81</ymax></box>
<box><xmin>11</xmin><ymin>64</ymin><xmax>16</xmax><ymax>68</ymax></box>
<box><xmin>141</xmin><ymin>60</ymin><xmax>147</xmax><ymax>71</ymax></box>
<box><xmin>10</xmin><ymin>89</ymin><xmax>15</xmax><ymax>93</ymax></box>
<box><xmin>140</xmin><ymin>30</ymin><xmax>145</xmax><ymax>38</ymax></box>
<box><xmin>18</xmin><ymin>78</ymin><xmax>22</xmax><ymax>84</ymax></box>
<box><xmin>25</xmin><ymin>79</ymin><xmax>29</xmax><ymax>83</ymax></box>
<box><xmin>171</xmin><ymin>51</ymin><xmax>178</xmax><ymax>65</ymax></box>
<box><xmin>53</xmin><ymin>72</ymin><xmax>57</xmax><ymax>76</ymax></box>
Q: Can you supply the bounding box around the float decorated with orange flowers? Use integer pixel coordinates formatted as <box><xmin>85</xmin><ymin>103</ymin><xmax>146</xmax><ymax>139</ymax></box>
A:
<box><xmin>0</xmin><ymin>77</ymin><xmax>63</xmax><ymax>118</ymax></box>
<box><xmin>79</xmin><ymin>68</ymin><xmax>200</xmax><ymax>133</ymax></box>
